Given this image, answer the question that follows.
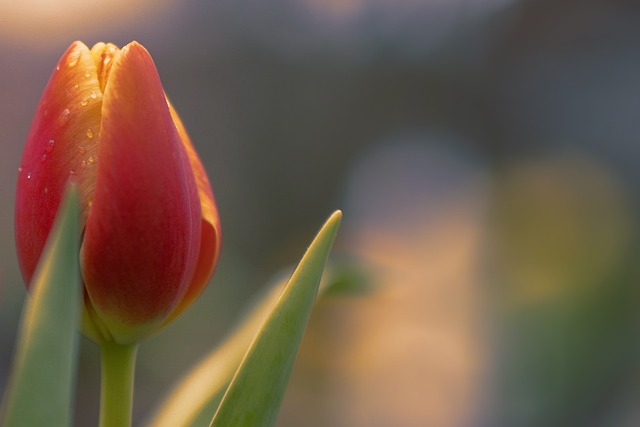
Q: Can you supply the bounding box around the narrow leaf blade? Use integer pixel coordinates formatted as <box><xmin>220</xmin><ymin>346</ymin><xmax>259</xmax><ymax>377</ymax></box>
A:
<box><xmin>146</xmin><ymin>260</ymin><xmax>362</xmax><ymax>427</ymax></box>
<box><xmin>145</xmin><ymin>278</ymin><xmax>291</xmax><ymax>427</ymax></box>
<box><xmin>210</xmin><ymin>210</ymin><xmax>342</xmax><ymax>427</ymax></box>
<box><xmin>0</xmin><ymin>187</ymin><xmax>81</xmax><ymax>426</ymax></box>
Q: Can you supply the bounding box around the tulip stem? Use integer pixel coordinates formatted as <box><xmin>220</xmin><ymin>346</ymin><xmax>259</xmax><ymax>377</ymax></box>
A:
<box><xmin>99</xmin><ymin>341</ymin><xmax>138</xmax><ymax>427</ymax></box>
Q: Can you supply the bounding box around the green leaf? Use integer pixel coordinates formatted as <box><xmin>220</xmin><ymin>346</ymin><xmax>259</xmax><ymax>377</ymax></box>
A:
<box><xmin>145</xmin><ymin>278</ymin><xmax>292</xmax><ymax>427</ymax></box>
<box><xmin>0</xmin><ymin>187</ymin><xmax>82</xmax><ymax>427</ymax></box>
<box><xmin>210</xmin><ymin>211</ymin><xmax>342</xmax><ymax>427</ymax></box>
<box><xmin>144</xmin><ymin>211</ymin><xmax>342</xmax><ymax>427</ymax></box>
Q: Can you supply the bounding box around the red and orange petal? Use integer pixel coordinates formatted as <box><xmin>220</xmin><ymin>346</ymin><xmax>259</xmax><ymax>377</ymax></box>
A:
<box><xmin>17</xmin><ymin>40</ymin><xmax>220</xmax><ymax>344</ymax></box>
<box><xmin>165</xmin><ymin>102</ymin><xmax>222</xmax><ymax>323</ymax></box>
<box><xmin>15</xmin><ymin>41</ymin><xmax>103</xmax><ymax>286</ymax></box>
<box><xmin>80</xmin><ymin>42</ymin><xmax>202</xmax><ymax>343</ymax></box>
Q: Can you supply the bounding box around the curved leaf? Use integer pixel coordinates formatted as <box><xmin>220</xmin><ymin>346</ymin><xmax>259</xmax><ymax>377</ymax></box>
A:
<box><xmin>210</xmin><ymin>211</ymin><xmax>341</xmax><ymax>427</ymax></box>
<box><xmin>145</xmin><ymin>279</ymin><xmax>288</xmax><ymax>427</ymax></box>
<box><xmin>145</xmin><ymin>211</ymin><xmax>342</xmax><ymax>427</ymax></box>
<box><xmin>0</xmin><ymin>187</ymin><xmax>82</xmax><ymax>426</ymax></box>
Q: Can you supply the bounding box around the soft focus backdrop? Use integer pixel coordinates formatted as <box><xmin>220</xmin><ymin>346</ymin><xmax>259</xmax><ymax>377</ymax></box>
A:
<box><xmin>1</xmin><ymin>0</ymin><xmax>640</xmax><ymax>426</ymax></box>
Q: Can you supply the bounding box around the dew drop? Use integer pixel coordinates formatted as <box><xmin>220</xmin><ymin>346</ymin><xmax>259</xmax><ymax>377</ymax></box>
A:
<box><xmin>90</xmin><ymin>91</ymin><xmax>98</xmax><ymax>99</ymax></box>
<box><xmin>56</xmin><ymin>64</ymin><xmax>60</xmax><ymax>71</ymax></box>
<box><xmin>86</xmin><ymin>129</ymin><xmax>94</xmax><ymax>139</ymax></box>
<box><xmin>88</xmin><ymin>155</ymin><xmax>96</xmax><ymax>164</ymax></box>
<box><xmin>27</xmin><ymin>172</ymin><xmax>32</xmax><ymax>179</ymax></box>
<box><xmin>46</xmin><ymin>139</ymin><xmax>55</xmax><ymax>152</ymax></box>
<box><xmin>81</xmin><ymin>160</ymin><xmax>87</xmax><ymax>169</ymax></box>
<box><xmin>85</xmin><ymin>71</ymin><xmax>91</xmax><ymax>78</ymax></box>
<box><xmin>80</xmin><ymin>97</ymin><xmax>89</xmax><ymax>107</ymax></box>
<box><xmin>77</xmin><ymin>145</ymin><xmax>86</xmax><ymax>154</ymax></box>
<box><xmin>73</xmin><ymin>83</ymin><xmax>79</xmax><ymax>90</ymax></box>
<box><xmin>41</xmin><ymin>154</ymin><xmax>47</xmax><ymax>163</ymax></box>
<box><xmin>18</xmin><ymin>166</ymin><xmax>23</xmax><ymax>173</ymax></box>
<box><xmin>67</xmin><ymin>51</ymin><xmax>80</xmax><ymax>67</ymax></box>
<box><xmin>58</xmin><ymin>109</ymin><xmax>70</xmax><ymax>126</ymax></box>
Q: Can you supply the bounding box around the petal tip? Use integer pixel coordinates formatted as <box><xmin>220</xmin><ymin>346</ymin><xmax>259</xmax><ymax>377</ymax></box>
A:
<box><xmin>68</xmin><ymin>40</ymin><xmax>88</xmax><ymax>50</ymax></box>
<box><xmin>120</xmin><ymin>41</ymin><xmax>151</xmax><ymax>59</ymax></box>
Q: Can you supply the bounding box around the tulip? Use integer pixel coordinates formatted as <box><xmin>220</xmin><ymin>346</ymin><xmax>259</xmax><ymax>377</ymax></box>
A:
<box><xmin>15</xmin><ymin>41</ymin><xmax>221</xmax><ymax>344</ymax></box>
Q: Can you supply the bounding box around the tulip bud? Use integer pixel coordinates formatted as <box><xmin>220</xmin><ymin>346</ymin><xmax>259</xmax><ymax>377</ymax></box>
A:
<box><xmin>15</xmin><ymin>41</ymin><xmax>221</xmax><ymax>344</ymax></box>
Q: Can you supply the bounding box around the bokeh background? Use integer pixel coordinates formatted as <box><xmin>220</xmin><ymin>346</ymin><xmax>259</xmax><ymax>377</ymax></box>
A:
<box><xmin>2</xmin><ymin>0</ymin><xmax>640</xmax><ymax>426</ymax></box>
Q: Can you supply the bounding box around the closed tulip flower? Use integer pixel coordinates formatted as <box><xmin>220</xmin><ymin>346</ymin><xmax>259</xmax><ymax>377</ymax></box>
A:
<box><xmin>15</xmin><ymin>41</ymin><xmax>221</xmax><ymax>344</ymax></box>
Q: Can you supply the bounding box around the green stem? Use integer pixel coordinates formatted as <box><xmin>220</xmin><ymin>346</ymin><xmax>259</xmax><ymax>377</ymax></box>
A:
<box><xmin>99</xmin><ymin>341</ymin><xmax>138</xmax><ymax>427</ymax></box>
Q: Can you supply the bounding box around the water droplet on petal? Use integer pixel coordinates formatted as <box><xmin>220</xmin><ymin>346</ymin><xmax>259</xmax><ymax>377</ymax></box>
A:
<box><xmin>90</xmin><ymin>91</ymin><xmax>98</xmax><ymax>99</ymax></box>
<box><xmin>81</xmin><ymin>160</ymin><xmax>87</xmax><ymax>169</ymax></box>
<box><xmin>67</xmin><ymin>51</ymin><xmax>80</xmax><ymax>67</ymax></box>
<box><xmin>80</xmin><ymin>97</ymin><xmax>89</xmax><ymax>106</ymax></box>
<box><xmin>77</xmin><ymin>145</ymin><xmax>86</xmax><ymax>154</ymax></box>
<box><xmin>18</xmin><ymin>166</ymin><xmax>23</xmax><ymax>173</ymax></box>
<box><xmin>59</xmin><ymin>109</ymin><xmax>70</xmax><ymax>126</ymax></box>
<box><xmin>85</xmin><ymin>71</ymin><xmax>91</xmax><ymax>78</ymax></box>
<box><xmin>41</xmin><ymin>154</ymin><xmax>47</xmax><ymax>163</ymax></box>
<box><xmin>86</xmin><ymin>129</ymin><xmax>94</xmax><ymax>139</ymax></box>
<box><xmin>46</xmin><ymin>139</ymin><xmax>55</xmax><ymax>152</ymax></box>
<box><xmin>88</xmin><ymin>155</ymin><xmax>96</xmax><ymax>164</ymax></box>
<box><xmin>56</xmin><ymin>64</ymin><xmax>60</xmax><ymax>71</ymax></box>
<box><xmin>27</xmin><ymin>172</ymin><xmax>32</xmax><ymax>179</ymax></box>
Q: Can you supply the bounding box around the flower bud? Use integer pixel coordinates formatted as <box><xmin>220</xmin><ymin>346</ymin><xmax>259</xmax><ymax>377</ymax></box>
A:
<box><xmin>15</xmin><ymin>41</ymin><xmax>221</xmax><ymax>344</ymax></box>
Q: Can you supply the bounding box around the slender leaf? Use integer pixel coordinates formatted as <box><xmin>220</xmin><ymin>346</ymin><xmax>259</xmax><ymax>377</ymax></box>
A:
<box><xmin>0</xmin><ymin>187</ymin><xmax>81</xmax><ymax>426</ymax></box>
<box><xmin>146</xmin><ymin>262</ymin><xmax>363</xmax><ymax>427</ymax></box>
<box><xmin>147</xmin><ymin>263</ymin><xmax>361</xmax><ymax>427</ymax></box>
<box><xmin>210</xmin><ymin>210</ymin><xmax>342</xmax><ymax>427</ymax></box>
<box><xmin>145</xmin><ymin>278</ymin><xmax>290</xmax><ymax>427</ymax></box>
<box><xmin>145</xmin><ymin>211</ymin><xmax>342</xmax><ymax>427</ymax></box>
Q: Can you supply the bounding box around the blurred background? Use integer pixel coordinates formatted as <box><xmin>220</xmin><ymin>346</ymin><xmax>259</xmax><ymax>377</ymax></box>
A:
<box><xmin>1</xmin><ymin>0</ymin><xmax>640</xmax><ymax>425</ymax></box>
